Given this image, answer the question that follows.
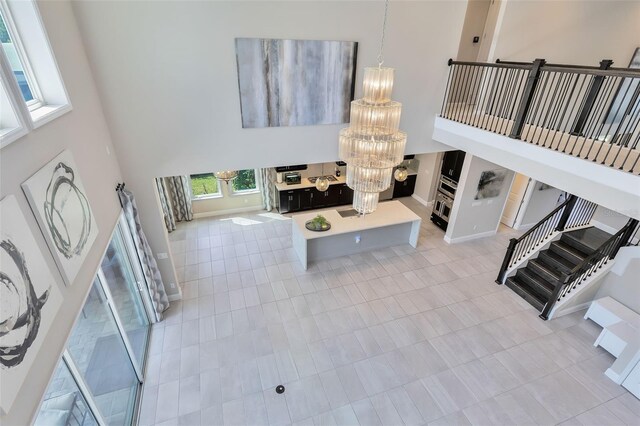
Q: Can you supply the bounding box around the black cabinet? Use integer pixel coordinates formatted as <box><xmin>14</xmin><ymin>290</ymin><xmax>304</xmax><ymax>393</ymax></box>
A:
<box><xmin>441</xmin><ymin>150</ymin><xmax>466</xmax><ymax>182</ymax></box>
<box><xmin>279</xmin><ymin>190</ymin><xmax>301</xmax><ymax>213</ymax></box>
<box><xmin>314</xmin><ymin>186</ymin><xmax>341</xmax><ymax>208</ymax></box>
<box><xmin>300</xmin><ymin>188</ymin><xmax>314</xmax><ymax>210</ymax></box>
<box><xmin>278</xmin><ymin>183</ymin><xmax>354</xmax><ymax>213</ymax></box>
<box><xmin>392</xmin><ymin>174</ymin><xmax>417</xmax><ymax>198</ymax></box>
<box><xmin>337</xmin><ymin>184</ymin><xmax>354</xmax><ymax>205</ymax></box>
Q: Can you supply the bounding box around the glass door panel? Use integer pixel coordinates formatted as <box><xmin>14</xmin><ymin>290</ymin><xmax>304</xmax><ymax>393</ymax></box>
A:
<box><xmin>100</xmin><ymin>225</ymin><xmax>150</xmax><ymax>369</ymax></box>
<box><xmin>66</xmin><ymin>280</ymin><xmax>139</xmax><ymax>426</ymax></box>
<box><xmin>34</xmin><ymin>360</ymin><xmax>99</xmax><ymax>426</ymax></box>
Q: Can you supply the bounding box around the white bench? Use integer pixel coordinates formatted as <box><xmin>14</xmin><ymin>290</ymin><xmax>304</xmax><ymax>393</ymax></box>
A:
<box><xmin>585</xmin><ymin>297</ymin><xmax>640</xmax><ymax>385</ymax></box>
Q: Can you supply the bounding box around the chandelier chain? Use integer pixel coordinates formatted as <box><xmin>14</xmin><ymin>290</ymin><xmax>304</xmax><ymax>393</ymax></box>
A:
<box><xmin>377</xmin><ymin>0</ymin><xmax>389</xmax><ymax>67</ymax></box>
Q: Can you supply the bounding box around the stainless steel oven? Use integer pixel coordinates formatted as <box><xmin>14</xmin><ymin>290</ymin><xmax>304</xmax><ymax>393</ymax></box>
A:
<box><xmin>437</xmin><ymin>175</ymin><xmax>458</xmax><ymax>199</ymax></box>
<box><xmin>433</xmin><ymin>191</ymin><xmax>454</xmax><ymax>222</ymax></box>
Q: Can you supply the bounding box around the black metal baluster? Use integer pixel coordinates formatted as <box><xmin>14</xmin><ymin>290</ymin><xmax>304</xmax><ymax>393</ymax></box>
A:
<box><xmin>441</xmin><ymin>60</ymin><xmax>454</xmax><ymax>117</ymax></box>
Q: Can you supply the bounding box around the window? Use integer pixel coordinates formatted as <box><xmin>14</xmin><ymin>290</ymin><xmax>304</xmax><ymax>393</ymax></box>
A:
<box><xmin>231</xmin><ymin>169</ymin><xmax>258</xmax><ymax>193</ymax></box>
<box><xmin>0</xmin><ymin>0</ymin><xmax>71</xmax><ymax>147</ymax></box>
<box><xmin>190</xmin><ymin>173</ymin><xmax>222</xmax><ymax>198</ymax></box>
<box><xmin>0</xmin><ymin>8</ymin><xmax>39</xmax><ymax>105</ymax></box>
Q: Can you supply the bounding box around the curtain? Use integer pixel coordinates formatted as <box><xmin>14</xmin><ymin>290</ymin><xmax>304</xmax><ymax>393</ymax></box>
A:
<box><xmin>155</xmin><ymin>176</ymin><xmax>193</xmax><ymax>232</ymax></box>
<box><xmin>117</xmin><ymin>188</ymin><xmax>170</xmax><ymax>322</ymax></box>
<box><xmin>259</xmin><ymin>168</ymin><xmax>278</xmax><ymax>211</ymax></box>
<box><xmin>156</xmin><ymin>178</ymin><xmax>176</xmax><ymax>232</ymax></box>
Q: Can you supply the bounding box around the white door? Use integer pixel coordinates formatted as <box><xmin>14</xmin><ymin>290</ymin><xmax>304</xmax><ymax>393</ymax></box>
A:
<box><xmin>501</xmin><ymin>173</ymin><xmax>531</xmax><ymax>228</ymax></box>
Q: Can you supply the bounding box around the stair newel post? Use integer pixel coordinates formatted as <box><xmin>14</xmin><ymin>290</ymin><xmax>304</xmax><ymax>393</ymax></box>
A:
<box><xmin>570</xmin><ymin>59</ymin><xmax>613</xmax><ymax>136</ymax></box>
<box><xmin>496</xmin><ymin>238</ymin><xmax>518</xmax><ymax>284</ymax></box>
<box><xmin>539</xmin><ymin>272</ymin><xmax>571</xmax><ymax>320</ymax></box>
<box><xmin>555</xmin><ymin>195</ymin><xmax>577</xmax><ymax>232</ymax></box>
<box><xmin>509</xmin><ymin>58</ymin><xmax>546</xmax><ymax>140</ymax></box>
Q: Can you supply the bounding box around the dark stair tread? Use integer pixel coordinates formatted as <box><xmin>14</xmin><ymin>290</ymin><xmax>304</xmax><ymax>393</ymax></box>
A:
<box><xmin>517</xmin><ymin>268</ymin><xmax>554</xmax><ymax>298</ymax></box>
<box><xmin>528</xmin><ymin>258</ymin><xmax>561</xmax><ymax>282</ymax></box>
<box><xmin>550</xmin><ymin>240</ymin><xmax>587</xmax><ymax>264</ymax></box>
<box><xmin>562</xmin><ymin>226</ymin><xmax>613</xmax><ymax>253</ymax></box>
<box><xmin>538</xmin><ymin>251</ymin><xmax>575</xmax><ymax>274</ymax></box>
<box><xmin>505</xmin><ymin>277</ymin><xmax>545</xmax><ymax>311</ymax></box>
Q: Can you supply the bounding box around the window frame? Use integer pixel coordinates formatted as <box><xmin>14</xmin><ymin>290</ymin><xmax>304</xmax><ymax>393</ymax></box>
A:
<box><xmin>0</xmin><ymin>2</ymin><xmax>44</xmax><ymax>110</ymax></box>
<box><xmin>189</xmin><ymin>173</ymin><xmax>223</xmax><ymax>200</ymax></box>
<box><xmin>0</xmin><ymin>0</ymin><xmax>72</xmax><ymax>149</ymax></box>
<box><xmin>230</xmin><ymin>169</ymin><xmax>259</xmax><ymax>196</ymax></box>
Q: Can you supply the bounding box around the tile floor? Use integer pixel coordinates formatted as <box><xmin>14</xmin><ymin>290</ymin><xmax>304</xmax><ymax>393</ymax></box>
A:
<box><xmin>138</xmin><ymin>198</ymin><xmax>640</xmax><ymax>425</ymax></box>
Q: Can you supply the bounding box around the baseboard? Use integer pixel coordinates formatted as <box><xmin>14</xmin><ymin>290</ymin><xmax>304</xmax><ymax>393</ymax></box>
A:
<box><xmin>549</xmin><ymin>302</ymin><xmax>590</xmax><ymax>319</ymax></box>
<box><xmin>167</xmin><ymin>291</ymin><xmax>182</xmax><ymax>302</ymax></box>
<box><xmin>193</xmin><ymin>205</ymin><xmax>264</xmax><ymax>219</ymax></box>
<box><xmin>444</xmin><ymin>229</ymin><xmax>496</xmax><ymax>244</ymax></box>
<box><xmin>411</xmin><ymin>193</ymin><xmax>433</xmax><ymax>209</ymax></box>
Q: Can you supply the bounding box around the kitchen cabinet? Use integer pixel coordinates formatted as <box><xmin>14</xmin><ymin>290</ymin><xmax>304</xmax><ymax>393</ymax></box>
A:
<box><xmin>441</xmin><ymin>150</ymin><xmax>466</xmax><ymax>182</ymax></box>
<box><xmin>392</xmin><ymin>174</ymin><xmax>417</xmax><ymax>198</ymax></box>
<box><xmin>279</xmin><ymin>190</ymin><xmax>300</xmax><ymax>214</ymax></box>
<box><xmin>277</xmin><ymin>183</ymin><xmax>353</xmax><ymax>213</ymax></box>
<box><xmin>314</xmin><ymin>186</ymin><xmax>340</xmax><ymax>208</ymax></box>
<box><xmin>300</xmin><ymin>188</ymin><xmax>314</xmax><ymax>210</ymax></box>
<box><xmin>337</xmin><ymin>185</ymin><xmax>354</xmax><ymax>205</ymax></box>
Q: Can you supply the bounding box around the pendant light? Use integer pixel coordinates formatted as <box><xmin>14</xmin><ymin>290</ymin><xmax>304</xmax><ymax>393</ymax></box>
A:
<box><xmin>214</xmin><ymin>170</ymin><xmax>238</xmax><ymax>183</ymax></box>
<box><xmin>315</xmin><ymin>176</ymin><xmax>330</xmax><ymax>192</ymax></box>
<box><xmin>314</xmin><ymin>163</ymin><xmax>330</xmax><ymax>192</ymax></box>
<box><xmin>394</xmin><ymin>166</ymin><xmax>408</xmax><ymax>182</ymax></box>
<box><xmin>338</xmin><ymin>0</ymin><xmax>406</xmax><ymax>215</ymax></box>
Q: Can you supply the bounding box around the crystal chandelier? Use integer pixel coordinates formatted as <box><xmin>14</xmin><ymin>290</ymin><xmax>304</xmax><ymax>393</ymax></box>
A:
<box><xmin>214</xmin><ymin>170</ymin><xmax>238</xmax><ymax>183</ymax></box>
<box><xmin>338</xmin><ymin>0</ymin><xmax>406</xmax><ymax>215</ymax></box>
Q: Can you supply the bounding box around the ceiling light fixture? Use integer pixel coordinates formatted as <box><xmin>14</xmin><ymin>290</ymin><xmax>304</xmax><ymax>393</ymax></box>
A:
<box><xmin>315</xmin><ymin>176</ymin><xmax>330</xmax><ymax>192</ymax></box>
<box><xmin>214</xmin><ymin>170</ymin><xmax>238</xmax><ymax>183</ymax></box>
<box><xmin>338</xmin><ymin>0</ymin><xmax>406</xmax><ymax>215</ymax></box>
<box><xmin>394</xmin><ymin>166</ymin><xmax>408</xmax><ymax>182</ymax></box>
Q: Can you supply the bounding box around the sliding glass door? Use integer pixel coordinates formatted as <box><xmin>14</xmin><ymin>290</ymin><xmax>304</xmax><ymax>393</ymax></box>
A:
<box><xmin>99</xmin><ymin>222</ymin><xmax>150</xmax><ymax>369</ymax></box>
<box><xmin>65</xmin><ymin>279</ymin><xmax>140</xmax><ymax>426</ymax></box>
<box><xmin>35</xmin><ymin>213</ymin><xmax>153</xmax><ymax>425</ymax></box>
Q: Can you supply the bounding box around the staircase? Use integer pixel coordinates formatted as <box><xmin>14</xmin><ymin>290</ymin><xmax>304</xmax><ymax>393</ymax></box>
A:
<box><xmin>505</xmin><ymin>227</ymin><xmax>612</xmax><ymax>312</ymax></box>
<box><xmin>496</xmin><ymin>194</ymin><xmax>639</xmax><ymax>320</ymax></box>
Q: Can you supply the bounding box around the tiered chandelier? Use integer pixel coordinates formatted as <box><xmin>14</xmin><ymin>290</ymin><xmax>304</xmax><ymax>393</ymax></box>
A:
<box><xmin>339</xmin><ymin>0</ymin><xmax>406</xmax><ymax>215</ymax></box>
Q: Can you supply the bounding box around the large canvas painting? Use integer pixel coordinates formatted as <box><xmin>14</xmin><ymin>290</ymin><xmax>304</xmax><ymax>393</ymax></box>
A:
<box><xmin>235</xmin><ymin>38</ymin><xmax>358</xmax><ymax>128</ymax></box>
<box><xmin>22</xmin><ymin>150</ymin><xmax>98</xmax><ymax>285</ymax></box>
<box><xmin>475</xmin><ymin>169</ymin><xmax>508</xmax><ymax>200</ymax></box>
<box><xmin>1</xmin><ymin>195</ymin><xmax>63</xmax><ymax>413</ymax></box>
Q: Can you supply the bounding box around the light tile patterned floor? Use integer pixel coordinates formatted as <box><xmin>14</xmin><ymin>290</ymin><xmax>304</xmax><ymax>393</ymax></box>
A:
<box><xmin>139</xmin><ymin>198</ymin><xmax>640</xmax><ymax>426</ymax></box>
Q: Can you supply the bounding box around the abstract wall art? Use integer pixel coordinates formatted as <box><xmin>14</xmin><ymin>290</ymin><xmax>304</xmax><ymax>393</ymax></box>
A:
<box><xmin>22</xmin><ymin>150</ymin><xmax>98</xmax><ymax>286</ymax></box>
<box><xmin>475</xmin><ymin>169</ymin><xmax>508</xmax><ymax>200</ymax></box>
<box><xmin>235</xmin><ymin>37</ymin><xmax>358</xmax><ymax>128</ymax></box>
<box><xmin>0</xmin><ymin>195</ymin><xmax>62</xmax><ymax>413</ymax></box>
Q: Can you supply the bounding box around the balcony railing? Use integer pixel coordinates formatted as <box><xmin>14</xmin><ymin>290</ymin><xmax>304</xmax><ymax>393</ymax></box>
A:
<box><xmin>440</xmin><ymin>58</ymin><xmax>640</xmax><ymax>174</ymax></box>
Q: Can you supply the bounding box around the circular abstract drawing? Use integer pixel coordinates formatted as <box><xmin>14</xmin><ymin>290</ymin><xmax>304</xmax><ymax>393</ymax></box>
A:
<box><xmin>0</xmin><ymin>239</ymin><xmax>50</xmax><ymax>369</ymax></box>
<box><xmin>43</xmin><ymin>162</ymin><xmax>93</xmax><ymax>259</ymax></box>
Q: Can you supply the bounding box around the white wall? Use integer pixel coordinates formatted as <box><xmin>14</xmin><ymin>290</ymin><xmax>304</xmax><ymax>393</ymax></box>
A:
<box><xmin>592</xmin><ymin>206</ymin><xmax>632</xmax><ymax>234</ymax></box>
<box><xmin>456</xmin><ymin>0</ymin><xmax>491</xmax><ymax>61</ymax></box>
<box><xmin>412</xmin><ymin>152</ymin><xmax>440</xmax><ymax>205</ymax></box>
<box><xmin>490</xmin><ymin>0</ymin><xmax>640</xmax><ymax>65</ymax></box>
<box><xmin>192</xmin><ymin>190</ymin><xmax>263</xmax><ymax>217</ymax></box>
<box><xmin>445</xmin><ymin>154</ymin><xmax>515</xmax><ymax>243</ymax></box>
<box><xmin>596</xmin><ymin>247</ymin><xmax>640</xmax><ymax>314</ymax></box>
<box><xmin>518</xmin><ymin>181</ymin><xmax>564</xmax><ymax>229</ymax></box>
<box><xmin>70</xmin><ymin>0</ymin><xmax>467</xmax><ymax>291</ymax></box>
<box><xmin>0</xmin><ymin>2</ymin><xmax>123</xmax><ymax>424</ymax></box>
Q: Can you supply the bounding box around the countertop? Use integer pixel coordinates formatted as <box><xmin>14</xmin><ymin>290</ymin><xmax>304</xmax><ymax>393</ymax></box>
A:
<box><xmin>291</xmin><ymin>200</ymin><xmax>421</xmax><ymax>241</ymax></box>
<box><xmin>275</xmin><ymin>175</ymin><xmax>347</xmax><ymax>191</ymax></box>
